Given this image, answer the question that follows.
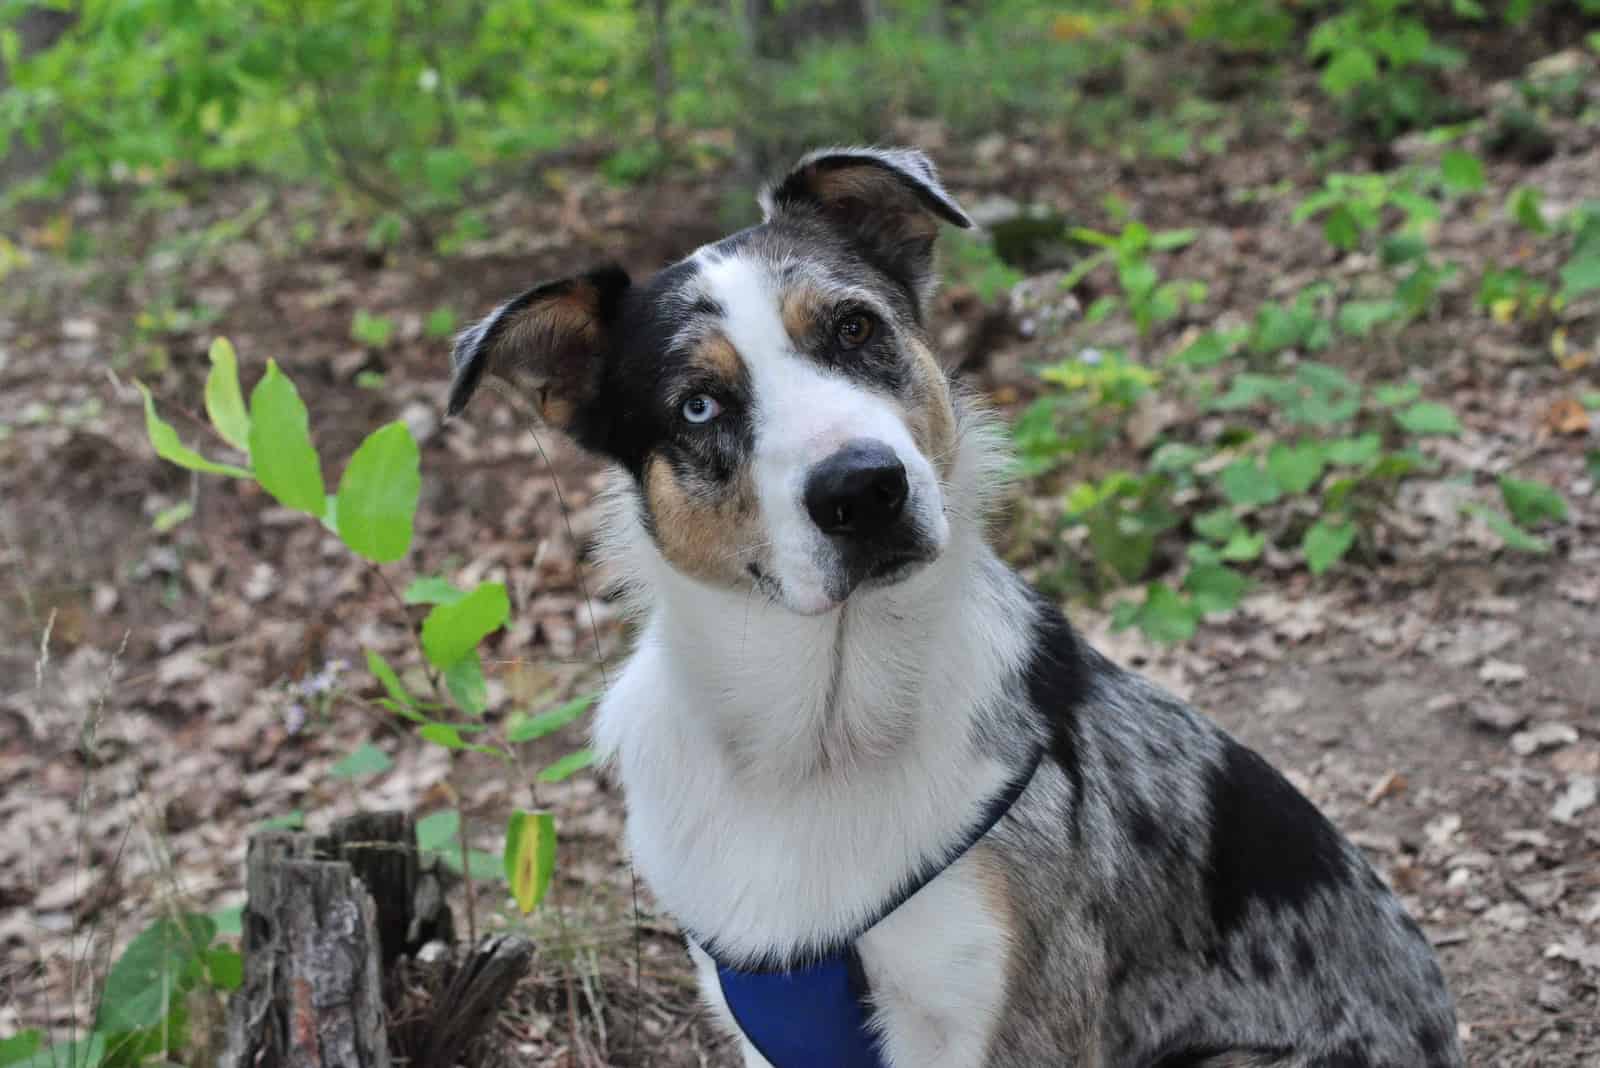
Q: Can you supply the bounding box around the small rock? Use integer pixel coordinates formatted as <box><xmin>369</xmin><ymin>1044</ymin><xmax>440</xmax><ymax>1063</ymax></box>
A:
<box><xmin>1425</xmin><ymin>812</ymin><xmax>1462</xmax><ymax>847</ymax></box>
<box><xmin>1470</xmin><ymin>700</ymin><xmax>1528</xmax><ymax>733</ymax></box>
<box><xmin>1514</xmin><ymin>875</ymin><xmax>1567</xmax><ymax>910</ymax></box>
<box><xmin>1550</xmin><ymin>776</ymin><xmax>1597</xmax><ymax>825</ymax></box>
<box><xmin>1484</xmin><ymin>901</ymin><xmax>1532</xmax><ymax>932</ymax></box>
<box><xmin>1536</xmin><ymin>981</ymin><xmax>1568</xmax><ymax>1012</ymax></box>
<box><xmin>1479</xmin><ymin>659</ymin><xmax>1528</xmax><ymax>685</ymax></box>
<box><xmin>1511</xmin><ymin>723</ymin><xmax>1579</xmax><ymax>757</ymax></box>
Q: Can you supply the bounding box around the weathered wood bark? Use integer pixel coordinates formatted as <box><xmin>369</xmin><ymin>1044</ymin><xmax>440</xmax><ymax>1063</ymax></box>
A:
<box><xmin>219</xmin><ymin>811</ymin><xmax>532</xmax><ymax>1068</ymax></box>
<box><xmin>390</xmin><ymin>935</ymin><xmax>535</xmax><ymax>1068</ymax></box>
<box><xmin>218</xmin><ymin>832</ymin><xmax>392</xmax><ymax>1068</ymax></box>
<box><xmin>316</xmin><ymin>810</ymin><xmax>453</xmax><ymax>971</ymax></box>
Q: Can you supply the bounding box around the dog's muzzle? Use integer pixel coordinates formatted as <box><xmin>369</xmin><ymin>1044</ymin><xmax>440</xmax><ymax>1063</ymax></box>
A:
<box><xmin>804</xmin><ymin>439</ymin><xmax>936</xmax><ymax>595</ymax></box>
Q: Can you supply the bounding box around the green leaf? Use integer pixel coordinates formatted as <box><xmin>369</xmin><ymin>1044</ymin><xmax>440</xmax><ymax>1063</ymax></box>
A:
<box><xmin>14</xmin><ymin>1035</ymin><xmax>105</xmax><ymax>1068</ymax></box>
<box><xmin>1499</xmin><ymin>476</ymin><xmax>1567</xmax><ymax>527</ymax></box>
<box><xmin>203</xmin><ymin>337</ymin><xmax>251</xmax><ymax>452</ymax></box>
<box><xmin>416</xmin><ymin>809</ymin><xmax>460</xmax><ymax>853</ymax></box>
<box><xmin>1321</xmin><ymin>46</ymin><xmax>1378</xmax><ymax>96</ymax></box>
<box><xmin>1221</xmin><ymin>531</ymin><xmax>1266</xmax><ymax>561</ymax></box>
<box><xmin>334</xmin><ymin>422</ymin><xmax>419</xmax><ymax>562</ymax></box>
<box><xmin>365</xmin><ymin>649</ymin><xmax>414</xmax><ymax>709</ymax></box>
<box><xmin>152</xmin><ymin>500</ymin><xmax>194</xmax><ymax>533</ymax></box>
<box><xmin>330</xmin><ymin>742</ymin><xmax>392</xmax><ymax>780</ymax></box>
<box><xmin>1149</xmin><ymin>443</ymin><xmax>1208</xmax><ymax>472</ymax></box>
<box><xmin>443</xmin><ymin>654</ymin><xmax>488</xmax><ymax>716</ymax></box>
<box><xmin>537</xmin><ymin>747</ymin><xmax>597</xmax><ymax>783</ymax></box>
<box><xmin>1394</xmin><ymin>402</ymin><xmax>1461</xmax><ymax>436</ymax></box>
<box><xmin>1184</xmin><ymin>564</ymin><xmax>1250</xmax><ymax>614</ymax></box>
<box><xmin>439</xmin><ymin>847</ymin><xmax>504</xmax><ymax>881</ymax></box>
<box><xmin>204</xmin><ymin>946</ymin><xmax>244</xmax><ymax>991</ymax></box>
<box><xmin>1588</xmin><ymin>448</ymin><xmax>1600</xmax><ymax>482</ymax></box>
<box><xmin>248</xmin><ymin>361</ymin><xmax>326</xmax><ymax>514</ymax></box>
<box><xmin>403</xmin><ymin>576</ymin><xmax>466</xmax><ymax>606</ymax></box>
<box><xmin>1303</xmin><ymin>518</ymin><xmax>1357</xmax><ymax>575</ymax></box>
<box><xmin>1506</xmin><ymin>186</ymin><xmax>1548</xmax><ymax>234</ymax></box>
<box><xmin>351</xmin><ymin>309</ymin><xmax>395</xmax><ymax>348</ymax></box>
<box><xmin>1267</xmin><ymin>441</ymin><xmax>1326</xmax><ymax>495</ymax></box>
<box><xmin>1336</xmin><ymin>300</ymin><xmax>1401</xmax><ymax>336</ymax></box>
<box><xmin>136</xmin><ymin>383</ymin><xmax>251</xmax><ymax>478</ymax></box>
<box><xmin>1170</xmin><ymin>330</ymin><xmax>1232</xmax><ymax>368</ymax></box>
<box><xmin>1373</xmin><ymin>382</ymin><xmax>1422</xmax><ymax>407</ymax></box>
<box><xmin>0</xmin><ymin>1032</ymin><xmax>41</xmax><ymax>1067</ymax></box>
<box><xmin>1322</xmin><ymin>203</ymin><xmax>1362</xmax><ymax>250</ymax></box>
<box><xmin>505</xmin><ymin>809</ymin><xmax>557</xmax><ymax>913</ymax></box>
<box><xmin>420</xmin><ymin>582</ymin><xmax>510</xmax><ymax>669</ymax></box>
<box><xmin>1439</xmin><ymin>149</ymin><xmax>1485</xmax><ymax>194</ymax></box>
<box><xmin>209</xmin><ymin>906</ymin><xmax>243</xmax><ymax>938</ymax></box>
<box><xmin>256</xmin><ymin>810</ymin><xmax>305</xmax><ymax>831</ymax></box>
<box><xmin>96</xmin><ymin>914</ymin><xmax>215</xmax><ymax>1033</ymax></box>
<box><xmin>1560</xmin><ymin>253</ymin><xmax>1600</xmax><ymax>296</ymax></box>
<box><xmin>507</xmin><ymin>693</ymin><xmax>598</xmax><ymax>744</ymax></box>
<box><xmin>1194</xmin><ymin>507</ymin><xmax>1243</xmax><ymax>543</ymax></box>
<box><xmin>424</xmin><ymin>307</ymin><xmax>458</xmax><ymax>339</ymax></box>
<box><xmin>1327</xmin><ymin>433</ymin><xmax>1382</xmax><ymax>465</ymax></box>
<box><xmin>1218</xmin><ymin>459</ymin><xmax>1281</xmax><ymax>506</ymax></box>
<box><xmin>1136</xmin><ymin>584</ymin><xmax>1199</xmax><ymax>644</ymax></box>
<box><xmin>417</xmin><ymin>721</ymin><xmax>502</xmax><ymax>755</ymax></box>
<box><xmin>1472</xmin><ymin>505</ymin><xmax>1549</xmax><ymax>553</ymax></box>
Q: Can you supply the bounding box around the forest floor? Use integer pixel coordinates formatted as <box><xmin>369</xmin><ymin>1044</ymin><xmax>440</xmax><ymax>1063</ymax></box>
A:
<box><xmin>3</xmin><ymin>51</ymin><xmax>1599</xmax><ymax>1068</ymax></box>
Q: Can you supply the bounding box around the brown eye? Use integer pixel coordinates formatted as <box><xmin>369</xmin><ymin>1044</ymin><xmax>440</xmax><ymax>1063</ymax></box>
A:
<box><xmin>835</xmin><ymin>312</ymin><xmax>875</xmax><ymax>349</ymax></box>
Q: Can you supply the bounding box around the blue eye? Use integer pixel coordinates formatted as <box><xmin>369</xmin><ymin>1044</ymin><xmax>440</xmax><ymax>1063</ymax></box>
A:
<box><xmin>682</xmin><ymin>394</ymin><xmax>721</xmax><ymax>424</ymax></box>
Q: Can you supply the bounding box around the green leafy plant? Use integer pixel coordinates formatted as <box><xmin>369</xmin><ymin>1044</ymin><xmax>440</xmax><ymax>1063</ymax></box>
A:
<box><xmin>139</xmin><ymin>337</ymin><xmax>594</xmax><ymax>921</ymax></box>
<box><xmin>13</xmin><ymin>913</ymin><xmax>239</xmax><ymax>1068</ymax></box>
<box><xmin>1063</xmin><ymin>221</ymin><xmax>1205</xmax><ymax>338</ymax></box>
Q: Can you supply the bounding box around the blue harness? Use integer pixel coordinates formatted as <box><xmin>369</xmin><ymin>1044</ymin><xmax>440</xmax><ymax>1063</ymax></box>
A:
<box><xmin>702</xmin><ymin>748</ymin><xmax>1043</xmax><ymax>1068</ymax></box>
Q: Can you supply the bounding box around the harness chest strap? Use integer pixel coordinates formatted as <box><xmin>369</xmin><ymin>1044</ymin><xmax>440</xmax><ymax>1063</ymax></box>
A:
<box><xmin>704</xmin><ymin>746</ymin><xmax>1044</xmax><ymax>1068</ymax></box>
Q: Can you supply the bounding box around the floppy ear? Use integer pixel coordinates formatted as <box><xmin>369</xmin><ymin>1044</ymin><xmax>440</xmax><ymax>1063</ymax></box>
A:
<box><xmin>446</xmin><ymin>264</ymin><xmax>630</xmax><ymax>436</ymax></box>
<box><xmin>760</xmin><ymin>146</ymin><xmax>972</xmax><ymax>307</ymax></box>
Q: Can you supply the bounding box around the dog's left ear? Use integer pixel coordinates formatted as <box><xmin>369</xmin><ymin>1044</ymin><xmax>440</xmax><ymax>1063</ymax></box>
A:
<box><xmin>761</xmin><ymin>146</ymin><xmax>972</xmax><ymax>307</ymax></box>
<box><xmin>446</xmin><ymin>264</ymin><xmax>630</xmax><ymax>442</ymax></box>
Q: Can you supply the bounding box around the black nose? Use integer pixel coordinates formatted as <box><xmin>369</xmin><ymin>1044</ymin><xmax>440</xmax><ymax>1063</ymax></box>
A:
<box><xmin>804</xmin><ymin>440</ymin><xmax>909</xmax><ymax>538</ymax></box>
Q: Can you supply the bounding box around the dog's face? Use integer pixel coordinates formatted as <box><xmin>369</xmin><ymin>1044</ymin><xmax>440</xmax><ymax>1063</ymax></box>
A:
<box><xmin>448</xmin><ymin>148</ymin><xmax>973</xmax><ymax>615</ymax></box>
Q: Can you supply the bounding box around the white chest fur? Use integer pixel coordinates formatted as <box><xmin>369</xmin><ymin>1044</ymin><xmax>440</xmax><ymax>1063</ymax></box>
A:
<box><xmin>593</xmin><ymin>540</ymin><xmax>1036</xmax><ymax>1064</ymax></box>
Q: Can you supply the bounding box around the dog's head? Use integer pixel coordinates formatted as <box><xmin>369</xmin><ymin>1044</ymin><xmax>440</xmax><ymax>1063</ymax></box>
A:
<box><xmin>448</xmin><ymin>147</ymin><xmax>973</xmax><ymax>615</ymax></box>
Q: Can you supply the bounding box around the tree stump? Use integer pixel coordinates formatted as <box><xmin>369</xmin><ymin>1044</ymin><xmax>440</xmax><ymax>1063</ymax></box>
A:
<box><xmin>218</xmin><ymin>830</ymin><xmax>393</xmax><ymax>1068</ymax></box>
<box><xmin>219</xmin><ymin>811</ymin><xmax>533</xmax><ymax>1067</ymax></box>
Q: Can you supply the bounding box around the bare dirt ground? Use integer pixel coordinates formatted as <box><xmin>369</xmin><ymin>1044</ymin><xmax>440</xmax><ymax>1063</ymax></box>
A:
<box><xmin>3</xmin><ymin>69</ymin><xmax>1599</xmax><ymax>1068</ymax></box>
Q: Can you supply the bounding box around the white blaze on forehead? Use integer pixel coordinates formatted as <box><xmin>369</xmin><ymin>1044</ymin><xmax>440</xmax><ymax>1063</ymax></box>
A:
<box><xmin>693</xmin><ymin>250</ymin><xmax>920</xmax><ymax>463</ymax></box>
<box><xmin>693</xmin><ymin>248</ymin><xmax>947</xmax><ymax>613</ymax></box>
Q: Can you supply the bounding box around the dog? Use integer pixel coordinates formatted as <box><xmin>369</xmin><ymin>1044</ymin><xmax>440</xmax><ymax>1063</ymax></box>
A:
<box><xmin>446</xmin><ymin>147</ymin><xmax>1463</xmax><ymax>1068</ymax></box>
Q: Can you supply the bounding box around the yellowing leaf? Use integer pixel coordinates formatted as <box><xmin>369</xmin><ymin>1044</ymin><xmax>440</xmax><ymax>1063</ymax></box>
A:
<box><xmin>204</xmin><ymin>337</ymin><xmax>251</xmax><ymax>452</ymax></box>
<box><xmin>504</xmin><ymin>809</ymin><xmax>556</xmax><ymax>914</ymax></box>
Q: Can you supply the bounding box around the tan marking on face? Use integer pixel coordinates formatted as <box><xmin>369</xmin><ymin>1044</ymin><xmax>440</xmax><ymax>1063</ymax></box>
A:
<box><xmin>688</xmin><ymin>332</ymin><xmax>744</xmax><ymax>383</ymax></box>
<box><xmin>643</xmin><ymin>454</ymin><xmax>761</xmax><ymax>586</ymax></box>
<box><xmin>780</xmin><ymin>285</ymin><xmax>826</xmax><ymax>346</ymax></box>
<box><xmin>902</xmin><ymin>338</ymin><xmax>957</xmax><ymax>477</ymax></box>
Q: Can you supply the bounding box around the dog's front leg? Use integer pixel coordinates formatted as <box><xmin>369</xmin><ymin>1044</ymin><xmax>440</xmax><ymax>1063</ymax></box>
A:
<box><xmin>687</xmin><ymin>941</ymin><xmax>777</xmax><ymax>1068</ymax></box>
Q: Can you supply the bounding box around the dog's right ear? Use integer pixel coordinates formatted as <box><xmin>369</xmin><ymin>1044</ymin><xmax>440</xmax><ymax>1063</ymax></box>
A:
<box><xmin>446</xmin><ymin>264</ymin><xmax>630</xmax><ymax>434</ymax></box>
